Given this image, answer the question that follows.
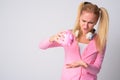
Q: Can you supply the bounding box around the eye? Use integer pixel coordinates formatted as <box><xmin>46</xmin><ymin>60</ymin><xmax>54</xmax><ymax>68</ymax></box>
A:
<box><xmin>88</xmin><ymin>22</ymin><xmax>94</xmax><ymax>24</ymax></box>
<box><xmin>82</xmin><ymin>20</ymin><xmax>86</xmax><ymax>22</ymax></box>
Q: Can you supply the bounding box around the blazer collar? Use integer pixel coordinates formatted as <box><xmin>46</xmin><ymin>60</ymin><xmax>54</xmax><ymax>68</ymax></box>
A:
<box><xmin>73</xmin><ymin>37</ymin><xmax>98</xmax><ymax>57</ymax></box>
<box><xmin>81</xmin><ymin>39</ymin><xmax>98</xmax><ymax>58</ymax></box>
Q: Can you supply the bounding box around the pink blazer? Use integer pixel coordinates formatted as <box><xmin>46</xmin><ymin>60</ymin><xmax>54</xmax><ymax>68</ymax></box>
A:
<box><xmin>39</xmin><ymin>31</ymin><xmax>106</xmax><ymax>80</ymax></box>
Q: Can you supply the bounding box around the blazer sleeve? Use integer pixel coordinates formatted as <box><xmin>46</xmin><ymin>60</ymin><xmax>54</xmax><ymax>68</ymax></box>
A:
<box><xmin>39</xmin><ymin>38</ymin><xmax>62</xmax><ymax>50</ymax></box>
<box><xmin>85</xmin><ymin>47</ymin><xmax>106</xmax><ymax>75</ymax></box>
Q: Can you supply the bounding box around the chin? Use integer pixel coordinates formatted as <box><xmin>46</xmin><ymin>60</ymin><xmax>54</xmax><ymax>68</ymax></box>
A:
<box><xmin>83</xmin><ymin>32</ymin><xmax>88</xmax><ymax>35</ymax></box>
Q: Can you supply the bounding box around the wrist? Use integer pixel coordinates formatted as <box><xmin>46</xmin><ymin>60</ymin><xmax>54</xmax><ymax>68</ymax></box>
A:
<box><xmin>49</xmin><ymin>36</ymin><xmax>55</xmax><ymax>42</ymax></box>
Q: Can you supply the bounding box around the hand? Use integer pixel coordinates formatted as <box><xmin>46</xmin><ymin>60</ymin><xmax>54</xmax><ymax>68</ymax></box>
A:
<box><xmin>66</xmin><ymin>60</ymin><xmax>88</xmax><ymax>68</ymax></box>
<box><xmin>49</xmin><ymin>32</ymin><xmax>65</xmax><ymax>43</ymax></box>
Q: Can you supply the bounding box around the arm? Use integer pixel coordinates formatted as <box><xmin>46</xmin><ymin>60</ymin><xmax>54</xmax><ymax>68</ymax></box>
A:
<box><xmin>39</xmin><ymin>38</ymin><xmax>61</xmax><ymax>50</ymax></box>
<box><xmin>39</xmin><ymin>32</ymin><xmax>65</xmax><ymax>50</ymax></box>
<box><xmin>85</xmin><ymin>47</ymin><xmax>106</xmax><ymax>75</ymax></box>
<box><xmin>66</xmin><ymin>47</ymin><xmax>106</xmax><ymax>75</ymax></box>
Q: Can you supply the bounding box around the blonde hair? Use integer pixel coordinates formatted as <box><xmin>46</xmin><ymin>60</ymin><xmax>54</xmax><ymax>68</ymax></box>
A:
<box><xmin>73</xmin><ymin>2</ymin><xmax>109</xmax><ymax>52</ymax></box>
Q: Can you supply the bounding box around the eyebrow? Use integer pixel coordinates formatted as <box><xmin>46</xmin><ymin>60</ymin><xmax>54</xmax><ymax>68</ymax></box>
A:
<box><xmin>82</xmin><ymin>19</ymin><xmax>95</xmax><ymax>24</ymax></box>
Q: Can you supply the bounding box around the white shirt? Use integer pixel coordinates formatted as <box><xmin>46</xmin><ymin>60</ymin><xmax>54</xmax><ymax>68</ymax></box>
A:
<box><xmin>78</xmin><ymin>43</ymin><xmax>88</xmax><ymax>54</ymax></box>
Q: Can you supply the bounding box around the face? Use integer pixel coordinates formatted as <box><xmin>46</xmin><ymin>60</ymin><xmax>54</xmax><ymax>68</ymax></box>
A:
<box><xmin>79</xmin><ymin>11</ymin><xmax>98</xmax><ymax>35</ymax></box>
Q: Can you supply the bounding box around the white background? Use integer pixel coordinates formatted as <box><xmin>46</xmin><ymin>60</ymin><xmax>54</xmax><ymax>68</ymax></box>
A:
<box><xmin>0</xmin><ymin>0</ymin><xmax>120</xmax><ymax>80</ymax></box>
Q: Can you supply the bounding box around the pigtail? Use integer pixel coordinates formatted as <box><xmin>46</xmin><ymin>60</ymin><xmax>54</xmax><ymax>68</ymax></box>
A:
<box><xmin>72</xmin><ymin>1</ymin><xmax>109</xmax><ymax>52</ymax></box>
<box><xmin>72</xmin><ymin>2</ymin><xmax>85</xmax><ymax>38</ymax></box>
<box><xmin>97</xmin><ymin>7</ymin><xmax>109</xmax><ymax>52</ymax></box>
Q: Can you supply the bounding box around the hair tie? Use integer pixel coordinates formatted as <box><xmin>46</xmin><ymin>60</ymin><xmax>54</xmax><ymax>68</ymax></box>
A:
<box><xmin>84</xmin><ymin>2</ymin><xmax>91</xmax><ymax>5</ymax></box>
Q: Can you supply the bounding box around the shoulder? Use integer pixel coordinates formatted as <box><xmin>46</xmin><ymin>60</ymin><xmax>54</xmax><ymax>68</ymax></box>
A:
<box><xmin>65</xmin><ymin>29</ymin><xmax>73</xmax><ymax>32</ymax></box>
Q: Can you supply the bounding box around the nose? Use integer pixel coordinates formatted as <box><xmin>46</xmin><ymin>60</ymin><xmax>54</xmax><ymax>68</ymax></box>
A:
<box><xmin>84</xmin><ymin>22</ymin><xmax>88</xmax><ymax>29</ymax></box>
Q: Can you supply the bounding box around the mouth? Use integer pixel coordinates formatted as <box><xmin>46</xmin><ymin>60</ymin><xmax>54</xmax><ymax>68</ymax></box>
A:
<box><xmin>83</xmin><ymin>28</ymin><xmax>88</xmax><ymax>31</ymax></box>
<box><xmin>82</xmin><ymin>28</ymin><xmax>89</xmax><ymax>34</ymax></box>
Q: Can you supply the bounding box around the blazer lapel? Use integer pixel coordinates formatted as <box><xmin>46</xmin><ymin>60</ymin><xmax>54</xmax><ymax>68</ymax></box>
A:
<box><xmin>81</xmin><ymin>39</ymin><xmax>98</xmax><ymax>59</ymax></box>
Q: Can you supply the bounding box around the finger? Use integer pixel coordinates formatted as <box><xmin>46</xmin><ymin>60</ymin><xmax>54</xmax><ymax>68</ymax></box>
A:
<box><xmin>53</xmin><ymin>35</ymin><xmax>61</xmax><ymax>43</ymax></box>
<box><xmin>66</xmin><ymin>64</ymin><xmax>73</xmax><ymax>68</ymax></box>
<box><xmin>66</xmin><ymin>63</ymin><xmax>75</xmax><ymax>66</ymax></box>
<box><xmin>56</xmin><ymin>33</ymin><xmax>65</xmax><ymax>43</ymax></box>
<box><xmin>58</xmin><ymin>33</ymin><xmax>65</xmax><ymax>39</ymax></box>
<box><xmin>80</xmin><ymin>61</ymin><xmax>88</xmax><ymax>68</ymax></box>
<box><xmin>66</xmin><ymin>64</ymin><xmax>77</xmax><ymax>68</ymax></box>
<box><xmin>66</xmin><ymin>64</ymin><xmax>72</xmax><ymax>66</ymax></box>
<box><xmin>83</xmin><ymin>63</ymin><xmax>88</xmax><ymax>68</ymax></box>
<box><xmin>55</xmin><ymin>37</ymin><xmax>61</xmax><ymax>43</ymax></box>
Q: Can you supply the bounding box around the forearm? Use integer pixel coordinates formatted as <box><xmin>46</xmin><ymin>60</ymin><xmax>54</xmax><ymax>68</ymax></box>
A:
<box><xmin>39</xmin><ymin>38</ymin><xmax>61</xmax><ymax>50</ymax></box>
<box><xmin>85</xmin><ymin>63</ymin><xmax>101</xmax><ymax>75</ymax></box>
<box><xmin>84</xmin><ymin>53</ymin><xmax>105</xmax><ymax>75</ymax></box>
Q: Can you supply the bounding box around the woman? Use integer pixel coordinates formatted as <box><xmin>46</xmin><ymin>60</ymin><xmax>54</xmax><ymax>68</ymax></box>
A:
<box><xmin>39</xmin><ymin>1</ymin><xmax>109</xmax><ymax>80</ymax></box>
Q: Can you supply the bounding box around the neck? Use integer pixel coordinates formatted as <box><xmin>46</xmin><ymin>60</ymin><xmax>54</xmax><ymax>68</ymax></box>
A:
<box><xmin>78</xmin><ymin>35</ymin><xmax>90</xmax><ymax>44</ymax></box>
